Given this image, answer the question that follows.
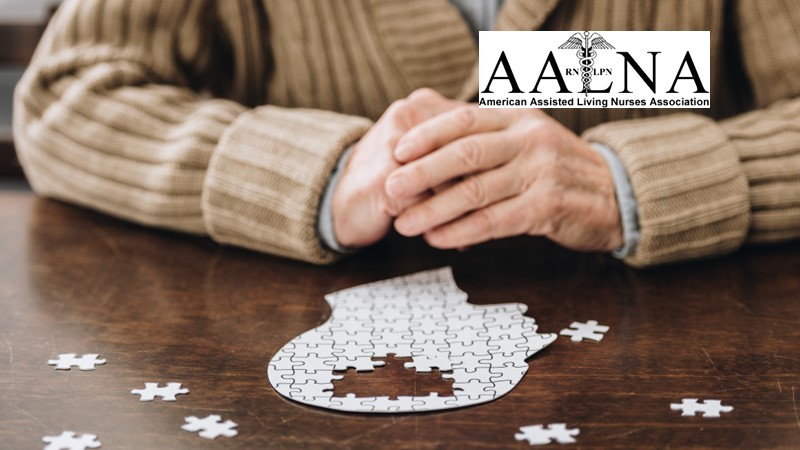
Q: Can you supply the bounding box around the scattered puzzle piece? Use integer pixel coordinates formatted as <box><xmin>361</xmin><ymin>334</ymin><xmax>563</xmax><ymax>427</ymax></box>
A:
<box><xmin>267</xmin><ymin>267</ymin><xmax>557</xmax><ymax>412</ymax></box>
<box><xmin>182</xmin><ymin>415</ymin><xmax>238</xmax><ymax>439</ymax></box>
<box><xmin>131</xmin><ymin>382</ymin><xmax>190</xmax><ymax>401</ymax></box>
<box><xmin>515</xmin><ymin>423</ymin><xmax>579</xmax><ymax>445</ymax></box>
<box><xmin>47</xmin><ymin>354</ymin><xmax>106</xmax><ymax>371</ymax></box>
<box><xmin>670</xmin><ymin>398</ymin><xmax>733</xmax><ymax>418</ymax></box>
<box><xmin>559</xmin><ymin>320</ymin><xmax>609</xmax><ymax>342</ymax></box>
<box><xmin>43</xmin><ymin>431</ymin><xmax>101</xmax><ymax>450</ymax></box>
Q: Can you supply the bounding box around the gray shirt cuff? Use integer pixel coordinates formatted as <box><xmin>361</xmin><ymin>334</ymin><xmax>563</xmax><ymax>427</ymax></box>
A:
<box><xmin>591</xmin><ymin>143</ymin><xmax>640</xmax><ymax>258</ymax></box>
<box><xmin>317</xmin><ymin>144</ymin><xmax>358</xmax><ymax>254</ymax></box>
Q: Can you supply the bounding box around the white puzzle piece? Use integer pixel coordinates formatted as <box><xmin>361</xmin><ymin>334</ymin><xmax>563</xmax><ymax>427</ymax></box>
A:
<box><xmin>47</xmin><ymin>354</ymin><xmax>106</xmax><ymax>371</ymax></box>
<box><xmin>670</xmin><ymin>398</ymin><xmax>733</xmax><ymax>418</ymax></box>
<box><xmin>515</xmin><ymin>423</ymin><xmax>580</xmax><ymax>445</ymax></box>
<box><xmin>268</xmin><ymin>267</ymin><xmax>557</xmax><ymax>413</ymax></box>
<box><xmin>42</xmin><ymin>431</ymin><xmax>101</xmax><ymax>450</ymax></box>
<box><xmin>559</xmin><ymin>320</ymin><xmax>609</xmax><ymax>342</ymax></box>
<box><xmin>131</xmin><ymin>382</ymin><xmax>190</xmax><ymax>401</ymax></box>
<box><xmin>181</xmin><ymin>415</ymin><xmax>238</xmax><ymax>439</ymax></box>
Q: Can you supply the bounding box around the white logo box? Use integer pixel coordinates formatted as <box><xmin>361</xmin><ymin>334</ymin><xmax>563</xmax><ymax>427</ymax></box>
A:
<box><xmin>479</xmin><ymin>31</ymin><xmax>710</xmax><ymax>108</ymax></box>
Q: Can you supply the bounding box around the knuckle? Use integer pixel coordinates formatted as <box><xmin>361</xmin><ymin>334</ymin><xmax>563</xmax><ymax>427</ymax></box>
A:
<box><xmin>516</xmin><ymin>116</ymin><xmax>541</xmax><ymax>132</ymax></box>
<box><xmin>505</xmin><ymin>206</ymin><xmax>529</xmax><ymax>236</ymax></box>
<box><xmin>451</xmin><ymin>106</ymin><xmax>478</xmax><ymax>133</ymax></box>
<box><xmin>460</xmin><ymin>176</ymin><xmax>488</xmax><ymax>207</ymax></box>
<box><xmin>387</xmin><ymin>99</ymin><xmax>409</xmax><ymax>117</ymax></box>
<box><xmin>410</xmin><ymin>163</ymin><xmax>431</xmax><ymax>187</ymax></box>
<box><xmin>387</xmin><ymin>99</ymin><xmax>415</xmax><ymax>126</ymax></box>
<box><xmin>515</xmin><ymin>166</ymin><xmax>535</xmax><ymax>195</ymax></box>
<box><xmin>388</xmin><ymin>98</ymin><xmax>408</xmax><ymax>113</ymax></box>
<box><xmin>515</xmin><ymin>205</ymin><xmax>534</xmax><ymax>229</ymax></box>
<box><xmin>454</xmin><ymin>138</ymin><xmax>483</xmax><ymax>170</ymax></box>
<box><xmin>517</xmin><ymin>119</ymin><xmax>549</xmax><ymax>148</ymax></box>
<box><xmin>472</xmin><ymin>209</ymin><xmax>497</xmax><ymax>236</ymax></box>
<box><xmin>408</xmin><ymin>87</ymin><xmax>440</xmax><ymax>103</ymax></box>
<box><xmin>414</xmin><ymin>203</ymin><xmax>436</xmax><ymax>224</ymax></box>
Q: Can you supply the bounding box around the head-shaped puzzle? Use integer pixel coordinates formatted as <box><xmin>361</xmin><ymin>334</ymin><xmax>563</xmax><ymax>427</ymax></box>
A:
<box><xmin>268</xmin><ymin>267</ymin><xmax>555</xmax><ymax>412</ymax></box>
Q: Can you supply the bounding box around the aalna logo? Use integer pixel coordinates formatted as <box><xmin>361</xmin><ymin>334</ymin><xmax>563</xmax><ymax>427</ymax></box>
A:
<box><xmin>478</xmin><ymin>31</ymin><xmax>710</xmax><ymax>109</ymax></box>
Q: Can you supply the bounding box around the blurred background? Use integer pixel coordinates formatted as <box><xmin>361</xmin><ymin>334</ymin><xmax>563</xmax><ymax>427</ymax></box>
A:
<box><xmin>0</xmin><ymin>0</ymin><xmax>61</xmax><ymax>180</ymax></box>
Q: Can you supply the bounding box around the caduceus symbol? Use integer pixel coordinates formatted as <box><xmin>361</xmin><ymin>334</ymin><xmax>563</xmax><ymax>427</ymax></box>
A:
<box><xmin>559</xmin><ymin>31</ymin><xmax>614</xmax><ymax>96</ymax></box>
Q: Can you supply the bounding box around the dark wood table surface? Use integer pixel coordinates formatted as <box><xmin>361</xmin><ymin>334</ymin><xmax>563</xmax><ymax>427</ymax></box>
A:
<box><xmin>1</xmin><ymin>189</ymin><xmax>799</xmax><ymax>449</ymax></box>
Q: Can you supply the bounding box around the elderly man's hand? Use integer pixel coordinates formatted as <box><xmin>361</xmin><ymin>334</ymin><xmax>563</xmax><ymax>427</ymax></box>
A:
<box><xmin>384</xmin><ymin>106</ymin><xmax>624</xmax><ymax>252</ymax></box>
<box><xmin>332</xmin><ymin>89</ymin><xmax>463</xmax><ymax>248</ymax></box>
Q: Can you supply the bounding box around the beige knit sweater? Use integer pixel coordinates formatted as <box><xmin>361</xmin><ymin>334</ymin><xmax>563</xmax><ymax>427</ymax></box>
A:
<box><xmin>14</xmin><ymin>0</ymin><xmax>800</xmax><ymax>266</ymax></box>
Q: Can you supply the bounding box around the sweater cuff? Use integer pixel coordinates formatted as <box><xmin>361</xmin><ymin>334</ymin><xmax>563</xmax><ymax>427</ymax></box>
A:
<box><xmin>591</xmin><ymin>143</ymin><xmax>641</xmax><ymax>258</ymax></box>
<box><xmin>582</xmin><ymin>113</ymin><xmax>750</xmax><ymax>267</ymax></box>
<box><xmin>317</xmin><ymin>144</ymin><xmax>358</xmax><ymax>254</ymax></box>
<box><xmin>202</xmin><ymin>106</ymin><xmax>372</xmax><ymax>264</ymax></box>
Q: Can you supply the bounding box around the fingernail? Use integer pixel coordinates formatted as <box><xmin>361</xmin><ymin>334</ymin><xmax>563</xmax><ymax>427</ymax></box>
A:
<box><xmin>385</xmin><ymin>174</ymin><xmax>407</xmax><ymax>198</ymax></box>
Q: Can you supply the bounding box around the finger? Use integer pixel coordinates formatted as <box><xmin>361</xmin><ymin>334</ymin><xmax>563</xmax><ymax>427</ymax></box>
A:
<box><xmin>385</xmin><ymin>131</ymin><xmax>514</xmax><ymax>199</ymax></box>
<box><xmin>394</xmin><ymin>165</ymin><xmax>522</xmax><ymax>237</ymax></box>
<box><xmin>422</xmin><ymin>195</ymin><xmax>534</xmax><ymax>249</ymax></box>
<box><xmin>391</xmin><ymin>180</ymin><xmax>456</xmax><ymax>218</ymax></box>
<box><xmin>382</xmin><ymin>190</ymin><xmax>430</xmax><ymax>217</ymax></box>
<box><xmin>394</xmin><ymin>106</ymin><xmax>513</xmax><ymax>163</ymax></box>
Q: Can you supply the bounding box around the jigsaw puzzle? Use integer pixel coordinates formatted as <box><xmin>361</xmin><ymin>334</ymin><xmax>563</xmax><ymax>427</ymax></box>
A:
<box><xmin>670</xmin><ymin>398</ymin><xmax>733</xmax><ymax>418</ymax></box>
<box><xmin>47</xmin><ymin>354</ymin><xmax>106</xmax><ymax>371</ymax></box>
<box><xmin>515</xmin><ymin>423</ymin><xmax>579</xmax><ymax>445</ymax></box>
<box><xmin>131</xmin><ymin>382</ymin><xmax>189</xmax><ymax>401</ymax></box>
<box><xmin>268</xmin><ymin>267</ymin><xmax>556</xmax><ymax>413</ymax></box>
<box><xmin>42</xmin><ymin>431</ymin><xmax>101</xmax><ymax>450</ymax></box>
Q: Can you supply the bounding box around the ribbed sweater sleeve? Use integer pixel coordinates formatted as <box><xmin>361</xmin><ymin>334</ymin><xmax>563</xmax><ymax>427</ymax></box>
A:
<box><xmin>13</xmin><ymin>0</ymin><xmax>371</xmax><ymax>264</ymax></box>
<box><xmin>719</xmin><ymin>1</ymin><xmax>800</xmax><ymax>247</ymax></box>
<box><xmin>584</xmin><ymin>1</ymin><xmax>800</xmax><ymax>267</ymax></box>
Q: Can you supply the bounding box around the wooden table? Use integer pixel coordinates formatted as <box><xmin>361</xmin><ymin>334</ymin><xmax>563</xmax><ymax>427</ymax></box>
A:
<box><xmin>1</xmin><ymin>190</ymin><xmax>798</xmax><ymax>449</ymax></box>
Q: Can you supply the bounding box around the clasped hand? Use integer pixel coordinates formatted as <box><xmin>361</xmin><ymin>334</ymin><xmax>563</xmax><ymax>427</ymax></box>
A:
<box><xmin>333</xmin><ymin>89</ymin><xmax>623</xmax><ymax>253</ymax></box>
